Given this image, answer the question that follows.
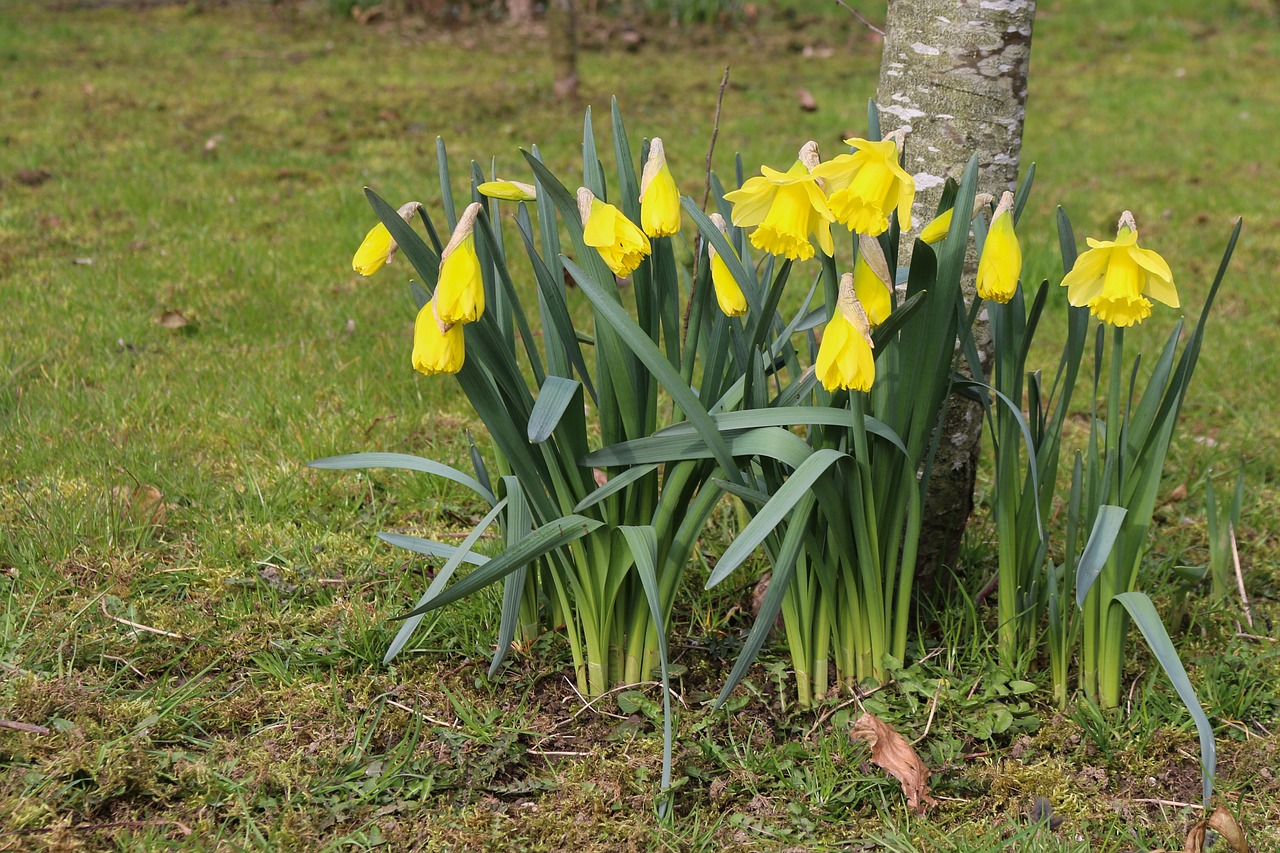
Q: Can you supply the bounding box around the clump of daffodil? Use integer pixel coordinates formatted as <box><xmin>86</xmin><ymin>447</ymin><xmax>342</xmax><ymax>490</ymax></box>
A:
<box><xmin>723</xmin><ymin>141</ymin><xmax>835</xmax><ymax>262</ymax></box>
<box><xmin>435</xmin><ymin>203</ymin><xmax>486</xmax><ymax>324</ymax></box>
<box><xmin>1061</xmin><ymin>210</ymin><xmax>1178</xmax><ymax>327</ymax></box>
<box><xmin>639</xmin><ymin>138</ymin><xmax>681</xmax><ymax>238</ymax></box>
<box><xmin>352</xmin><ymin>201</ymin><xmax>423</xmax><ymax>276</ymax></box>
<box><xmin>579</xmin><ymin>187</ymin><xmax>651</xmax><ymax>278</ymax></box>
<box><xmin>477</xmin><ymin>179</ymin><xmax>537</xmax><ymax>202</ymax></box>
<box><xmin>976</xmin><ymin>192</ymin><xmax>1022</xmax><ymax>303</ymax></box>
<box><xmin>853</xmin><ymin>234</ymin><xmax>893</xmax><ymax>327</ymax></box>
<box><xmin>816</xmin><ymin>271</ymin><xmax>876</xmax><ymax>392</ymax></box>
<box><xmin>412</xmin><ymin>299</ymin><xmax>465</xmax><ymax>376</ymax></box>
<box><xmin>918</xmin><ymin>193</ymin><xmax>994</xmax><ymax>245</ymax></box>
<box><xmin>708</xmin><ymin>213</ymin><xmax>747</xmax><ymax>317</ymax></box>
<box><xmin>811</xmin><ymin>131</ymin><xmax>914</xmax><ymax>237</ymax></box>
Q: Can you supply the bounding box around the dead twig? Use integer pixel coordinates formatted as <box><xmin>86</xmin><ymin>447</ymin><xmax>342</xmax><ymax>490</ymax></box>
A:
<box><xmin>99</xmin><ymin>599</ymin><xmax>186</xmax><ymax>640</ymax></box>
<box><xmin>0</xmin><ymin>720</ymin><xmax>51</xmax><ymax>735</ymax></box>
<box><xmin>1230</xmin><ymin>523</ymin><xmax>1254</xmax><ymax>628</ymax></box>
<box><xmin>833</xmin><ymin>0</ymin><xmax>884</xmax><ymax>35</ymax></box>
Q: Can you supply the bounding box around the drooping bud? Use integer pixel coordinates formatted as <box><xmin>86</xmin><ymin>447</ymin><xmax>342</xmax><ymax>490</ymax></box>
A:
<box><xmin>436</xmin><ymin>202</ymin><xmax>486</xmax><ymax>324</ymax></box>
<box><xmin>477</xmin><ymin>180</ymin><xmax>537</xmax><ymax>202</ymax></box>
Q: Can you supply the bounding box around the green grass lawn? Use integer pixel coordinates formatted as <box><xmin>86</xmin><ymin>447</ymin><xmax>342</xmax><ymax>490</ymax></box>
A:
<box><xmin>2</xmin><ymin>0</ymin><xmax>1279</xmax><ymax>849</ymax></box>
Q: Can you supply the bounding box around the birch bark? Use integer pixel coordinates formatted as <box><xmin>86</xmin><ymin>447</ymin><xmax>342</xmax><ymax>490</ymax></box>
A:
<box><xmin>874</xmin><ymin>0</ymin><xmax>1036</xmax><ymax>579</ymax></box>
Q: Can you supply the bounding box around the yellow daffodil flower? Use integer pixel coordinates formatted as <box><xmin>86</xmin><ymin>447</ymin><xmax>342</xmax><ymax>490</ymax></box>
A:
<box><xmin>412</xmin><ymin>299</ymin><xmax>465</xmax><ymax>376</ymax></box>
<box><xmin>811</xmin><ymin>133</ymin><xmax>914</xmax><ymax>237</ymax></box>
<box><xmin>816</xmin><ymin>272</ymin><xmax>876</xmax><ymax>392</ymax></box>
<box><xmin>477</xmin><ymin>180</ymin><xmax>537</xmax><ymax>202</ymax></box>
<box><xmin>919</xmin><ymin>193</ymin><xmax>994</xmax><ymax>244</ymax></box>
<box><xmin>723</xmin><ymin>141</ymin><xmax>834</xmax><ymax>261</ymax></box>
<box><xmin>853</xmin><ymin>234</ymin><xmax>893</xmax><ymax>327</ymax></box>
<box><xmin>435</xmin><ymin>203</ymin><xmax>486</xmax><ymax>324</ymax></box>
<box><xmin>1061</xmin><ymin>211</ymin><xmax>1178</xmax><ymax>327</ymax></box>
<box><xmin>976</xmin><ymin>192</ymin><xmax>1021</xmax><ymax>303</ymax></box>
<box><xmin>639</xmin><ymin>138</ymin><xmax>681</xmax><ymax>238</ymax></box>
<box><xmin>352</xmin><ymin>201</ymin><xmax>422</xmax><ymax>276</ymax></box>
<box><xmin>579</xmin><ymin>187</ymin><xmax>651</xmax><ymax>278</ymax></box>
<box><xmin>708</xmin><ymin>212</ymin><xmax>747</xmax><ymax>316</ymax></box>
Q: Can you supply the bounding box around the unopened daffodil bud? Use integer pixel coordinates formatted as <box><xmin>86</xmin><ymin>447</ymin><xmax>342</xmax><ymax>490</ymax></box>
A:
<box><xmin>412</xmin><ymin>299</ymin><xmax>465</xmax><ymax>376</ymax></box>
<box><xmin>708</xmin><ymin>213</ymin><xmax>747</xmax><ymax>317</ymax></box>
<box><xmin>810</xmin><ymin>130</ymin><xmax>914</xmax><ymax>237</ymax></box>
<box><xmin>352</xmin><ymin>201</ymin><xmax>422</xmax><ymax>276</ymax></box>
<box><xmin>723</xmin><ymin>141</ymin><xmax>835</xmax><ymax>261</ymax></box>
<box><xmin>976</xmin><ymin>192</ymin><xmax>1022</xmax><ymax>303</ymax></box>
<box><xmin>1060</xmin><ymin>210</ymin><xmax>1177</xmax><ymax>327</ymax></box>
<box><xmin>919</xmin><ymin>193</ymin><xmax>994</xmax><ymax>245</ymax></box>
<box><xmin>853</xmin><ymin>234</ymin><xmax>893</xmax><ymax>327</ymax></box>
<box><xmin>639</xmin><ymin>138</ymin><xmax>681</xmax><ymax>238</ymax></box>
<box><xmin>578</xmin><ymin>187</ymin><xmax>651</xmax><ymax>278</ymax></box>
<box><xmin>435</xmin><ymin>202</ymin><xmax>486</xmax><ymax>324</ymax></box>
<box><xmin>477</xmin><ymin>180</ymin><xmax>537</xmax><ymax>202</ymax></box>
<box><xmin>816</xmin><ymin>272</ymin><xmax>876</xmax><ymax>392</ymax></box>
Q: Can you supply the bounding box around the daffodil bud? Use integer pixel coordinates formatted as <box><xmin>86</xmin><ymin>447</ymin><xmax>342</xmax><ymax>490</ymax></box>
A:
<box><xmin>639</xmin><ymin>138</ymin><xmax>681</xmax><ymax>238</ymax></box>
<box><xmin>352</xmin><ymin>201</ymin><xmax>422</xmax><ymax>276</ymax></box>
<box><xmin>412</xmin><ymin>299</ymin><xmax>465</xmax><ymax>375</ymax></box>
<box><xmin>579</xmin><ymin>187</ymin><xmax>652</xmax><ymax>278</ymax></box>
<box><xmin>707</xmin><ymin>212</ymin><xmax>747</xmax><ymax>316</ymax></box>
<box><xmin>816</xmin><ymin>272</ymin><xmax>876</xmax><ymax>392</ymax></box>
<box><xmin>436</xmin><ymin>203</ymin><xmax>486</xmax><ymax>324</ymax></box>
<box><xmin>477</xmin><ymin>180</ymin><xmax>537</xmax><ymax>202</ymax></box>
<box><xmin>919</xmin><ymin>192</ymin><xmax>994</xmax><ymax>245</ymax></box>
<box><xmin>853</xmin><ymin>234</ymin><xmax>893</xmax><ymax>327</ymax></box>
<box><xmin>976</xmin><ymin>191</ymin><xmax>1021</xmax><ymax>303</ymax></box>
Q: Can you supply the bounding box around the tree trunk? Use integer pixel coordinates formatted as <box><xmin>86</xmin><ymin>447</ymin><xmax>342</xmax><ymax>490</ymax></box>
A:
<box><xmin>874</xmin><ymin>0</ymin><xmax>1036</xmax><ymax>582</ymax></box>
<box><xmin>547</xmin><ymin>0</ymin><xmax>579</xmax><ymax>101</ymax></box>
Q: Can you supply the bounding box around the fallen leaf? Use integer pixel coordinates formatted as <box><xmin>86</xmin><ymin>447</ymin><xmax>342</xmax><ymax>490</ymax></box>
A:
<box><xmin>15</xmin><ymin>168</ymin><xmax>52</xmax><ymax>187</ymax></box>
<box><xmin>1207</xmin><ymin>805</ymin><xmax>1250</xmax><ymax>852</ymax></box>
<box><xmin>849</xmin><ymin>712</ymin><xmax>937</xmax><ymax>814</ymax></box>
<box><xmin>1168</xmin><ymin>483</ymin><xmax>1188</xmax><ymax>501</ymax></box>
<box><xmin>796</xmin><ymin>87</ymin><xmax>818</xmax><ymax>112</ymax></box>
<box><xmin>111</xmin><ymin>485</ymin><xmax>167</xmax><ymax>527</ymax></box>
<box><xmin>156</xmin><ymin>309</ymin><xmax>191</xmax><ymax>330</ymax></box>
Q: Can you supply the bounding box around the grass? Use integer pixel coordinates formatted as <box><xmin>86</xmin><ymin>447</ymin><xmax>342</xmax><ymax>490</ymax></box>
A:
<box><xmin>2</xmin><ymin>0</ymin><xmax>1279</xmax><ymax>849</ymax></box>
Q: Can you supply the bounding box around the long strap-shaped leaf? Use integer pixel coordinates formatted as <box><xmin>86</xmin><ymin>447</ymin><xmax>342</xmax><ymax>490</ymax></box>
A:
<box><xmin>396</xmin><ymin>515</ymin><xmax>603</xmax><ymax>618</ymax></box>
<box><xmin>705</xmin><ymin>448</ymin><xmax>847</xmax><ymax>588</ymax></box>
<box><xmin>583</xmin><ymin>425</ymin><xmax>813</xmax><ymax>470</ymax></box>
<box><xmin>1114</xmin><ymin>591</ymin><xmax>1217</xmax><ymax>806</ymax></box>
<box><xmin>309</xmin><ymin>452</ymin><xmax>495</xmax><ymax>506</ymax></box>
<box><xmin>492</xmin><ymin>476</ymin><xmax>533</xmax><ymax>675</ymax></box>
<box><xmin>527</xmin><ymin>376</ymin><xmax>583</xmax><ymax>444</ymax></box>
<box><xmin>379</xmin><ymin>497</ymin><xmax>508</xmax><ymax>663</ymax></box>
<box><xmin>375</xmin><ymin>532</ymin><xmax>489</xmax><ymax>567</ymax></box>
<box><xmin>1074</xmin><ymin>505</ymin><xmax>1128</xmax><ymax>609</ymax></box>
<box><xmin>654</xmin><ymin>407</ymin><xmax>909</xmax><ymax>459</ymax></box>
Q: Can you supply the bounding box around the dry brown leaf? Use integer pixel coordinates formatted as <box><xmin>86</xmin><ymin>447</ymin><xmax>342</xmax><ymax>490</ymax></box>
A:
<box><xmin>796</xmin><ymin>87</ymin><xmax>818</xmax><ymax>112</ymax></box>
<box><xmin>111</xmin><ymin>485</ymin><xmax>167</xmax><ymax>527</ymax></box>
<box><xmin>849</xmin><ymin>712</ymin><xmax>937</xmax><ymax>814</ymax></box>
<box><xmin>1207</xmin><ymin>805</ymin><xmax>1250</xmax><ymax>852</ymax></box>
<box><xmin>156</xmin><ymin>309</ymin><xmax>190</xmax><ymax>330</ymax></box>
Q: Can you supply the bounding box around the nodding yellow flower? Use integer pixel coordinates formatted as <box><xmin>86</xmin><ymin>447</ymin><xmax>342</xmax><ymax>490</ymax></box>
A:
<box><xmin>853</xmin><ymin>234</ymin><xmax>893</xmax><ymax>327</ymax></box>
<box><xmin>919</xmin><ymin>193</ymin><xmax>994</xmax><ymax>245</ymax></box>
<box><xmin>816</xmin><ymin>272</ymin><xmax>876</xmax><ymax>392</ymax></box>
<box><xmin>352</xmin><ymin>201</ymin><xmax>422</xmax><ymax>276</ymax></box>
<box><xmin>435</xmin><ymin>203</ymin><xmax>486</xmax><ymax>324</ymax></box>
<box><xmin>477</xmin><ymin>180</ymin><xmax>537</xmax><ymax>202</ymax></box>
<box><xmin>976</xmin><ymin>192</ymin><xmax>1021</xmax><ymax>303</ymax></box>
<box><xmin>708</xmin><ymin>213</ymin><xmax>747</xmax><ymax>316</ymax></box>
<box><xmin>579</xmin><ymin>187</ymin><xmax>651</xmax><ymax>278</ymax></box>
<box><xmin>412</xmin><ymin>299</ymin><xmax>465</xmax><ymax>376</ymax></box>
<box><xmin>723</xmin><ymin>141</ymin><xmax>834</xmax><ymax>261</ymax></box>
<box><xmin>639</xmin><ymin>138</ymin><xmax>681</xmax><ymax>238</ymax></box>
<box><xmin>811</xmin><ymin>133</ymin><xmax>915</xmax><ymax>237</ymax></box>
<box><xmin>1061</xmin><ymin>211</ymin><xmax>1178</xmax><ymax>327</ymax></box>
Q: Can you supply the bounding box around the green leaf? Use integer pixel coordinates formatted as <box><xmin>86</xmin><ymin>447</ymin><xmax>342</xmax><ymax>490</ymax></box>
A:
<box><xmin>583</xmin><ymin>425</ymin><xmax>813</xmax><ymax>470</ymax></box>
<box><xmin>527</xmin><ymin>376</ymin><xmax>583</xmax><ymax>444</ymax></box>
<box><xmin>1075</xmin><ymin>505</ymin><xmax>1127</xmax><ymax>609</ymax></box>
<box><xmin>309</xmin><ymin>452</ymin><xmax>495</xmax><ymax>506</ymax></box>
<box><xmin>1114</xmin><ymin>591</ymin><xmax>1217</xmax><ymax>806</ymax></box>
<box><xmin>492</xmin><ymin>477</ymin><xmax>533</xmax><ymax>675</ymax></box>
<box><xmin>705</xmin><ymin>448</ymin><xmax>846</xmax><ymax>588</ymax></box>
<box><xmin>396</xmin><ymin>516</ymin><xmax>604</xmax><ymax>618</ymax></box>
<box><xmin>375</xmin><ymin>533</ymin><xmax>489</xmax><ymax>567</ymax></box>
<box><xmin>573</xmin><ymin>464</ymin><xmax>659</xmax><ymax>513</ymax></box>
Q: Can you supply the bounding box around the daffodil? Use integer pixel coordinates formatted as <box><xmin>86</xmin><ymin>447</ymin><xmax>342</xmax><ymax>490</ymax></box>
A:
<box><xmin>639</xmin><ymin>138</ymin><xmax>681</xmax><ymax>238</ymax></box>
<box><xmin>352</xmin><ymin>201</ymin><xmax>422</xmax><ymax>276</ymax></box>
<box><xmin>435</xmin><ymin>203</ymin><xmax>486</xmax><ymax>324</ymax></box>
<box><xmin>579</xmin><ymin>187</ymin><xmax>651</xmax><ymax>278</ymax></box>
<box><xmin>816</xmin><ymin>272</ymin><xmax>876</xmax><ymax>392</ymax></box>
<box><xmin>918</xmin><ymin>193</ymin><xmax>994</xmax><ymax>245</ymax></box>
<box><xmin>1061</xmin><ymin>211</ymin><xmax>1178</xmax><ymax>327</ymax></box>
<box><xmin>708</xmin><ymin>213</ymin><xmax>747</xmax><ymax>316</ymax></box>
<box><xmin>976</xmin><ymin>192</ymin><xmax>1021</xmax><ymax>303</ymax></box>
<box><xmin>853</xmin><ymin>234</ymin><xmax>893</xmax><ymax>327</ymax></box>
<box><xmin>412</xmin><ymin>299</ymin><xmax>465</xmax><ymax>376</ymax></box>
<box><xmin>477</xmin><ymin>180</ymin><xmax>537</xmax><ymax>202</ymax></box>
<box><xmin>723</xmin><ymin>141</ymin><xmax>834</xmax><ymax>261</ymax></box>
<box><xmin>811</xmin><ymin>133</ymin><xmax>914</xmax><ymax>236</ymax></box>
